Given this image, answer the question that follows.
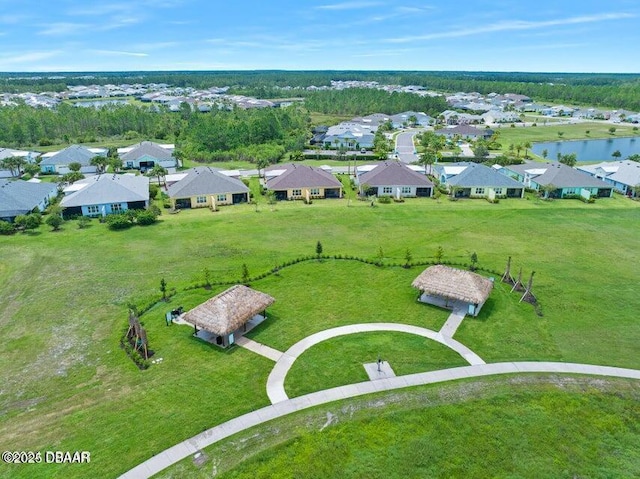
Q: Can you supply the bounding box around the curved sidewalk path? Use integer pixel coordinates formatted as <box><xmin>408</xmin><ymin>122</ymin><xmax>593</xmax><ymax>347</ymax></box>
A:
<box><xmin>266</xmin><ymin>323</ymin><xmax>485</xmax><ymax>404</ymax></box>
<box><xmin>119</xmin><ymin>361</ymin><xmax>640</xmax><ymax>479</ymax></box>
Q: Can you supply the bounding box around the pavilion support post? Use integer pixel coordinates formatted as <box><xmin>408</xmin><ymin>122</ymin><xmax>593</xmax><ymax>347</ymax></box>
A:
<box><xmin>520</xmin><ymin>271</ymin><xmax>536</xmax><ymax>303</ymax></box>
<box><xmin>502</xmin><ymin>256</ymin><xmax>514</xmax><ymax>284</ymax></box>
<box><xmin>511</xmin><ymin>267</ymin><xmax>523</xmax><ymax>292</ymax></box>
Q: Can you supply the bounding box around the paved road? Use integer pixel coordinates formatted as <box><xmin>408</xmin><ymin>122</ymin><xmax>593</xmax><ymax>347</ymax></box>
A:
<box><xmin>394</xmin><ymin>129</ymin><xmax>425</xmax><ymax>163</ymax></box>
<box><xmin>119</xmin><ymin>361</ymin><xmax>640</xmax><ymax>479</ymax></box>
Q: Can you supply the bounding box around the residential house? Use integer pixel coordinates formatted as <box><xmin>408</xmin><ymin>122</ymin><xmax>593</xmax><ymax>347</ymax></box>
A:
<box><xmin>322</xmin><ymin>123</ymin><xmax>375</xmax><ymax>150</ymax></box>
<box><xmin>540</xmin><ymin>105</ymin><xmax>574</xmax><ymax>117</ymax></box>
<box><xmin>438</xmin><ymin>110</ymin><xmax>483</xmax><ymax>125</ymax></box>
<box><xmin>0</xmin><ymin>148</ymin><xmax>40</xmax><ymax>178</ymax></box>
<box><xmin>577</xmin><ymin>161</ymin><xmax>640</xmax><ymax>197</ymax></box>
<box><xmin>390</xmin><ymin>111</ymin><xmax>433</xmax><ymax>128</ymax></box>
<box><xmin>435</xmin><ymin>162</ymin><xmax>525</xmax><ymax>199</ymax></box>
<box><xmin>356</xmin><ymin>161</ymin><xmax>433</xmax><ymax>198</ymax></box>
<box><xmin>60</xmin><ymin>174</ymin><xmax>149</xmax><ymax>218</ymax></box>
<box><xmin>0</xmin><ymin>179</ymin><xmax>58</xmax><ymax>221</ymax></box>
<box><xmin>482</xmin><ymin>110</ymin><xmax>521</xmax><ymax>124</ymax></box>
<box><xmin>435</xmin><ymin>125</ymin><xmax>494</xmax><ymax>141</ymax></box>
<box><xmin>117</xmin><ymin>141</ymin><xmax>178</xmax><ymax>171</ymax></box>
<box><xmin>265</xmin><ymin>163</ymin><xmax>342</xmax><ymax>201</ymax></box>
<box><xmin>167</xmin><ymin>167</ymin><xmax>249</xmax><ymax>209</ymax></box>
<box><xmin>500</xmin><ymin>162</ymin><xmax>613</xmax><ymax>199</ymax></box>
<box><xmin>40</xmin><ymin>145</ymin><xmax>107</xmax><ymax>175</ymax></box>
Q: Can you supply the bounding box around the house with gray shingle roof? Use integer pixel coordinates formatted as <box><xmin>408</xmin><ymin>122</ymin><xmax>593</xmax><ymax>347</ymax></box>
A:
<box><xmin>500</xmin><ymin>162</ymin><xmax>613</xmax><ymax>199</ymax></box>
<box><xmin>60</xmin><ymin>174</ymin><xmax>149</xmax><ymax>218</ymax></box>
<box><xmin>40</xmin><ymin>145</ymin><xmax>107</xmax><ymax>175</ymax></box>
<box><xmin>356</xmin><ymin>161</ymin><xmax>433</xmax><ymax>198</ymax></box>
<box><xmin>435</xmin><ymin>162</ymin><xmax>525</xmax><ymax>199</ymax></box>
<box><xmin>435</xmin><ymin>125</ymin><xmax>493</xmax><ymax>140</ymax></box>
<box><xmin>576</xmin><ymin>160</ymin><xmax>640</xmax><ymax>197</ymax></box>
<box><xmin>167</xmin><ymin>167</ymin><xmax>249</xmax><ymax>209</ymax></box>
<box><xmin>265</xmin><ymin>163</ymin><xmax>342</xmax><ymax>201</ymax></box>
<box><xmin>0</xmin><ymin>179</ymin><xmax>58</xmax><ymax>221</ymax></box>
<box><xmin>118</xmin><ymin>141</ymin><xmax>178</xmax><ymax>171</ymax></box>
<box><xmin>390</xmin><ymin>111</ymin><xmax>433</xmax><ymax>128</ymax></box>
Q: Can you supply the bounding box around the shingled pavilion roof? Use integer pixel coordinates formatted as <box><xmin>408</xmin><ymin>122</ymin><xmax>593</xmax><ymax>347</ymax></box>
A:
<box><xmin>412</xmin><ymin>265</ymin><xmax>493</xmax><ymax>305</ymax></box>
<box><xmin>182</xmin><ymin>285</ymin><xmax>275</xmax><ymax>336</ymax></box>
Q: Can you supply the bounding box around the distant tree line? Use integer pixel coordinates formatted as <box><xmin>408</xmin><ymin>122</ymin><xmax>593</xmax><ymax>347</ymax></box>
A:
<box><xmin>0</xmin><ymin>103</ymin><xmax>180</xmax><ymax>147</ymax></box>
<box><xmin>302</xmin><ymin>88</ymin><xmax>447</xmax><ymax>116</ymax></box>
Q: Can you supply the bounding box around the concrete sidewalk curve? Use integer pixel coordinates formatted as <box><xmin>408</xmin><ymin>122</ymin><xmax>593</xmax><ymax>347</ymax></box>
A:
<box><xmin>119</xmin><ymin>361</ymin><xmax>640</xmax><ymax>479</ymax></box>
<box><xmin>266</xmin><ymin>322</ymin><xmax>486</xmax><ymax>404</ymax></box>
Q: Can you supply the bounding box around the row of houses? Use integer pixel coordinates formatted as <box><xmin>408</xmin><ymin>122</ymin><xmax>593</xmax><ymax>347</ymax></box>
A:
<box><xmin>0</xmin><ymin>141</ymin><xmax>180</xmax><ymax>178</ymax></box>
<box><xmin>2</xmin><ymin>158</ymin><xmax>637</xmax><ymax>223</ymax></box>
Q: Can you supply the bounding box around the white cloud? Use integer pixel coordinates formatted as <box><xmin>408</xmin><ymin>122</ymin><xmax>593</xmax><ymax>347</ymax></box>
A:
<box><xmin>89</xmin><ymin>49</ymin><xmax>149</xmax><ymax>57</ymax></box>
<box><xmin>0</xmin><ymin>50</ymin><xmax>62</xmax><ymax>67</ymax></box>
<box><xmin>386</xmin><ymin>12</ymin><xmax>636</xmax><ymax>43</ymax></box>
<box><xmin>38</xmin><ymin>22</ymin><xmax>89</xmax><ymax>36</ymax></box>
<box><xmin>315</xmin><ymin>1</ymin><xmax>382</xmax><ymax>11</ymax></box>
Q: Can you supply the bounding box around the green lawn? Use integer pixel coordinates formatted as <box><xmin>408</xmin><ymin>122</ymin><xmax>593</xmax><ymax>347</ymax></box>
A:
<box><xmin>494</xmin><ymin>121</ymin><xmax>639</xmax><ymax>157</ymax></box>
<box><xmin>284</xmin><ymin>331</ymin><xmax>469</xmax><ymax>397</ymax></box>
<box><xmin>0</xmin><ymin>197</ymin><xmax>639</xmax><ymax>478</ymax></box>
<box><xmin>156</xmin><ymin>376</ymin><xmax>640</xmax><ymax>479</ymax></box>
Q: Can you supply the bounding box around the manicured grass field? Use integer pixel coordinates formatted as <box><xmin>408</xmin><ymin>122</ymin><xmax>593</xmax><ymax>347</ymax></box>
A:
<box><xmin>494</xmin><ymin>121</ymin><xmax>639</xmax><ymax>157</ymax></box>
<box><xmin>0</xmin><ymin>196</ymin><xmax>639</xmax><ymax>478</ymax></box>
<box><xmin>156</xmin><ymin>376</ymin><xmax>640</xmax><ymax>479</ymax></box>
<box><xmin>284</xmin><ymin>331</ymin><xmax>469</xmax><ymax>397</ymax></box>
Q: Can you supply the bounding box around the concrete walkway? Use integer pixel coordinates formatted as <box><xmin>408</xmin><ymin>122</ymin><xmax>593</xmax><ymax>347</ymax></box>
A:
<box><xmin>266</xmin><ymin>323</ymin><xmax>485</xmax><ymax>404</ymax></box>
<box><xmin>235</xmin><ymin>336</ymin><xmax>283</xmax><ymax>362</ymax></box>
<box><xmin>438</xmin><ymin>307</ymin><xmax>467</xmax><ymax>338</ymax></box>
<box><xmin>119</xmin><ymin>361</ymin><xmax>640</xmax><ymax>479</ymax></box>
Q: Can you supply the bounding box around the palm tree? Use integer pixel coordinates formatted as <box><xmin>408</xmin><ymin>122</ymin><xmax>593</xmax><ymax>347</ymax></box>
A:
<box><xmin>1</xmin><ymin>157</ymin><xmax>26</xmax><ymax>177</ymax></box>
<box><xmin>149</xmin><ymin>164</ymin><xmax>168</xmax><ymax>188</ymax></box>
<box><xmin>523</xmin><ymin>141</ymin><xmax>532</xmax><ymax>159</ymax></box>
<box><xmin>90</xmin><ymin>156</ymin><xmax>109</xmax><ymax>174</ymax></box>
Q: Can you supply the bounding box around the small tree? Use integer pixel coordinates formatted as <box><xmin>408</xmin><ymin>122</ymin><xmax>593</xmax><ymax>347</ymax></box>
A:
<box><xmin>68</xmin><ymin>162</ymin><xmax>82</xmax><ymax>172</ymax></box>
<box><xmin>470</xmin><ymin>252</ymin><xmax>478</xmax><ymax>271</ymax></box>
<box><xmin>557</xmin><ymin>131</ymin><xmax>564</xmax><ymax>139</ymax></box>
<box><xmin>241</xmin><ymin>264</ymin><xmax>250</xmax><ymax>284</ymax></box>
<box><xmin>77</xmin><ymin>216</ymin><xmax>90</xmax><ymax>229</ymax></box>
<box><xmin>45</xmin><ymin>214</ymin><xmax>63</xmax><ymax>231</ymax></box>
<box><xmin>541</xmin><ymin>183</ymin><xmax>558</xmax><ymax>199</ymax></box>
<box><xmin>585</xmin><ymin>130</ymin><xmax>591</xmax><ymax>136</ymax></box>
<box><xmin>608</xmin><ymin>127</ymin><xmax>616</xmax><ymax>135</ymax></box>
<box><xmin>542</xmin><ymin>149</ymin><xmax>548</xmax><ymax>159</ymax></box>
<box><xmin>612</xmin><ymin>150</ymin><xmax>622</xmax><ymax>159</ymax></box>
<box><xmin>203</xmin><ymin>267</ymin><xmax>211</xmax><ymax>289</ymax></box>
<box><xmin>316</xmin><ymin>240</ymin><xmax>323</xmax><ymax>256</ymax></box>
<box><xmin>160</xmin><ymin>278</ymin><xmax>167</xmax><ymax>301</ymax></box>
<box><xmin>435</xmin><ymin>246</ymin><xmax>444</xmax><ymax>264</ymax></box>
<box><xmin>404</xmin><ymin>248</ymin><xmax>413</xmax><ymax>268</ymax></box>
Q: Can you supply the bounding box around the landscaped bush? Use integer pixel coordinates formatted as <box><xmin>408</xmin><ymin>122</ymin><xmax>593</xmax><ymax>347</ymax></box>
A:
<box><xmin>106</xmin><ymin>214</ymin><xmax>132</xmax><ymax>230</ymax></box>
<box><xmin>377</xmin><ymin>196</ymin><xmax>392</xmax><ymax>204</ymax></box>
<box><xmin>0</xmin><ymin>220</ymin><xmax>15</xmax><ymax>235</ymax></box>
<box><xmin>149</xmin><ymin>183</ymin><xmax>160</xmax><ymax>199</ymax></box>
<box><xmin>136</xmin><ymin>210</ymin><xmax>157</xmax><ymax>225</ymax></box>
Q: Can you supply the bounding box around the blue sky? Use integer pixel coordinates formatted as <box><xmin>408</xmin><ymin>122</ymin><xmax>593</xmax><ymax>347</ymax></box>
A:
<box><xmin>0</xmin><ymin>0</ymin><xmax>639</xmax><ymax>72</ymax></box>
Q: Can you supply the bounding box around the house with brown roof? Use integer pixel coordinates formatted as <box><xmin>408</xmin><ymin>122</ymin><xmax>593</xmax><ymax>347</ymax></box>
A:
<box><xmin>265</xmin><ymin>163</ymin><xmax>342</xmax><ymax>201</ymax></box>
<box><xmin>356</xmin><ymin>161</ymin><xmax>433</xmax><ymax>198</ymax></box>
<box><xmin>412</xmin><ymin>265</ymin><xmax>494</xmax><ymax>317</ymax></box>
<box><xmin>182</xmin><ymin>285</ymin><xmax>275</xmax><ymax>348</ymax></box>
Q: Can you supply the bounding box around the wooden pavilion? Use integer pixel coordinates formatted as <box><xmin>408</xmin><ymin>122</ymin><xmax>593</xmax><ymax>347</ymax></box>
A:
<box><xmin>412</xmin><ymin>265</ymin><xmax>493</xmax><ymax>317</ymax></box>
<box><xmin>182</xmin><ymin>285</ymin><xmax>275</xmax><ymax>347</ymax></box>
